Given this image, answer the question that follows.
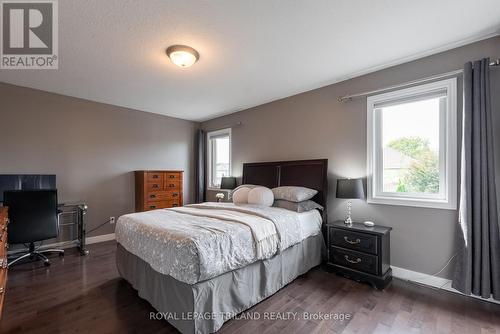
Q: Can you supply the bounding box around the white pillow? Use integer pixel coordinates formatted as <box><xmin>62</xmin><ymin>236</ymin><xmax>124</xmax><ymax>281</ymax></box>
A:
<box><xmin>272</xmin><ymin>186</ymin><xmax>318</xmax><ymax>202</ymax></box>
<box><xmin>247</xmin><ymin>187</ymin><xmax>274</xmax><ymax>207</ymax></box>
<box><xmin>233</xmin><ymin>187</ymin><xmax>251</xmax><ymax>204</ymax></box>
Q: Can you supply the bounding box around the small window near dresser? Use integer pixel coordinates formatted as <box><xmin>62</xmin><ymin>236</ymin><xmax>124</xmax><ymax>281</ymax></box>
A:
<box><xmin>366</xmin><ymin>78</ymin><xmax>457</xmax><ymax>209</ymax></box>
<box><xmin>207</xmin><ymin>128</ymin><xmax>232</xmax><ymax>189</ymax></box>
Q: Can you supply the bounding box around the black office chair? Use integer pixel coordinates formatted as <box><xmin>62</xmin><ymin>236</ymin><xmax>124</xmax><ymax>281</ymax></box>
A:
<box><xmin>4</xmin><ymin>190</ymin><xmax>64</xmax><ymax>267</ymax></box>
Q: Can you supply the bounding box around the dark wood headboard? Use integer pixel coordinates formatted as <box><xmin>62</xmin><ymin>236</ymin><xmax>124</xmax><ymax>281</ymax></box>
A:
<box><xmin>242</xmin><ymin>159</ymin><xmax>328</xmax><ymax>220</ymax></box>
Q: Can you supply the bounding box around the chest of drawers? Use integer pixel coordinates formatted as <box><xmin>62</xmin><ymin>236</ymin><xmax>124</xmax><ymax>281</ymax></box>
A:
<box><xmin>325</xmin><ymin>220</ymin><xmax>392</xmax><ymax>289</ymax></box>
<box><xmin>135</xmin><ymin>171</ymin><xmax>183</xmax><ymax>212</ymax></box>
<box><xmin>0</xmin><ymin>207</ymin><xmax>8</xmax><ymax>318</ymax></box>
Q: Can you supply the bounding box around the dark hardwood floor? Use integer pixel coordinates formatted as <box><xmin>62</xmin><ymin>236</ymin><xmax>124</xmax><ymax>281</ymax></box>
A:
<box><xmin>1</xmin><ymin>241</ymin><xmax>499</xmax><ymax>334</ymax></box>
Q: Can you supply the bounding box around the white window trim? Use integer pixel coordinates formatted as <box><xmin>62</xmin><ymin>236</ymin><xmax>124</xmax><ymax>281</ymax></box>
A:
<box><xmin>366</xmin><ymin>78</ymin><xmax>457</xmax><ymax>210</ymax></box>
<box><xmin>207</xmin><ymin>128</ymin><xmax>232</xmax><ymax>190</ymax></box>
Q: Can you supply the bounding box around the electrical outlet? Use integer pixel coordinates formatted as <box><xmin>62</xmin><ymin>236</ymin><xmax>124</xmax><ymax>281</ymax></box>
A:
<box><xmin>110</xmin><ymin>216</ymin><xmax>115</xmax><ymax>224</ymax></box>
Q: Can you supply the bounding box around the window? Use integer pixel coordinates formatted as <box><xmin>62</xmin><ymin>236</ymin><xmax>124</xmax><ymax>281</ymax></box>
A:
<box><xmin>366</xmin><ymin>78</ymin><xmax>457</xmax><ymax>209</ymax></box>
<box><xmin>208</xmin><ymin>128</ymin><xmax>231</xmax><ymax>188</ymax></box>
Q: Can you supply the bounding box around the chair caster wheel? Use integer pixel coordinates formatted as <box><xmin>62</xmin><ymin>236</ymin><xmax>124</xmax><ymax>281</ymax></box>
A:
<box><xmin>44</xmin><ymin>261</ymin><xmax>51</xmax><ymax>267</ymax></box>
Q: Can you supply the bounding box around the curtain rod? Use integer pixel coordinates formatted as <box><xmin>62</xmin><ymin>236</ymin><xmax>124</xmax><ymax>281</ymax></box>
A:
<box><xmin>338</xmin><ymin>58</ymin><xmax>500</xmax><ymax>102</ymax></box>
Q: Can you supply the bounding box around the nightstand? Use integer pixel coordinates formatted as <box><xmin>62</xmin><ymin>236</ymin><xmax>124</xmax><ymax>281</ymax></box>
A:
<box><xmin>325</xmin><ymin>220</ymin><xmax>392</xmax><ymax>289</ymax></box>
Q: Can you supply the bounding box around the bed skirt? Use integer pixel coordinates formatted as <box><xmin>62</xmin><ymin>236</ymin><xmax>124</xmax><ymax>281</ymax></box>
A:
<box><xmin>116</xmin><ymin>234</ymin><xmax>325</xmax><ymax>334</ymax></box>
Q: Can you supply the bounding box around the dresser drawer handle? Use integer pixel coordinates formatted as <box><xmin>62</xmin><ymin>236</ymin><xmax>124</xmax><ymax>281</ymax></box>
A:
<box><xmin>344</xmin><ymin>236</ymin><xmax>361</xmax><ymax>245</ymax></box>
<box><xmin>149</xmin><ymin>205</ymin><xmax>156</xmax><ymax>209</ymax></box>
<box><xmin>168</xmin><ymin>184</ymin><xmax>175</xmax><ymax>188</ymax></box>
<box><xmin>149</xmin><ymin>194</ymin><xmax>156</xmax><ymax>199</ymax></box>
<box><xmin>169</xmin><ymin>175</ymin><xmax>175</xmax><ymax>179</ymax></box>
<box><xmin>0</xmin><ymin>259</ymin><xmax>6</xmax><ymax>269</ymax></box>
<box><xmin>344</xmin><ymin>255</ymin><xmax>361</xmax><ymax>264</ymax></box>
<box><xmin>172</xmin><ymin>204</ymin><xmax>178</xmax><ymax>207</ymax></box>
<box><xmin>152</xmin><ymin>184</ymin><xmax>159</xmax><ymax>189</ymax></box>
<box><xmin>172</xmin><ymin>193</ymin><xmax>178</xmax><ymax>197</ymax></box>
<box><xmin>152</xmin><ymin>175</ymin><xmax>159</xmax><ymax>179</ymax></box>
<box><xmin>0</xmin><ymin>287</ymin><xmax>4</xmax><ymax>294</ymax></box>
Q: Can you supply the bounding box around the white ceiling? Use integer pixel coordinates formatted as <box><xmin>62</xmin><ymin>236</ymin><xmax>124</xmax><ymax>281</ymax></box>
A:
<box><xmin>1</xmin><ymin>0</ymin><xmax>500</xmax><ymax>122</ymax></box>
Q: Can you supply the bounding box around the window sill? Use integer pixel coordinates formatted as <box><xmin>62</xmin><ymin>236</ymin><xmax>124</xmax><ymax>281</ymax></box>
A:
<box><xmin>367</xmin><ymin>196</ymin><xmax>456</xmax><ymax>210</ymax></box>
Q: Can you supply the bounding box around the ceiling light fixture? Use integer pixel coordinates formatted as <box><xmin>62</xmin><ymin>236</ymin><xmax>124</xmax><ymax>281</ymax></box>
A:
<box><xmin>166</xmin><ymin>45</ymin><xmax>199</xmax><ymax>68</ymax></box>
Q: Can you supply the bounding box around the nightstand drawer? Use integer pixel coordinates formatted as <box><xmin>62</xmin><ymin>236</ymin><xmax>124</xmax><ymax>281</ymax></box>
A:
<box><xmin>330</xmin><ymin>228</ymin><xmax>378</xmax><ymax>255</ymax></box>
<box><xmin>331</xmin><ymin>246</ymin><xmax>378</xmax><ymax>275</ymax></box>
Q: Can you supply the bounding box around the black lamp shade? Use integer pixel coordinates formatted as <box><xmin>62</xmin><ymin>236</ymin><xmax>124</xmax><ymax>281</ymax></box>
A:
<box><xmin>336</xmin><ymin>178</ymin><xmax>365</xmax><ymax>199</ymax></box>
<box><xmin>220</xmin><ymin>177</ymin><xmax>237</xmax><ymax>190</ymax></box>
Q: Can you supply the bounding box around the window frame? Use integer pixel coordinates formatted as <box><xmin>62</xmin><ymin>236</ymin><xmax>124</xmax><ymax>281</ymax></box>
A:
<box><xmin>207</xmin><ymin>128</ymin><xmax>232</xmax><ymax>190</ymax></box>
<box><xmin>366</xmin><ymin>78</ymin><xmax>457</xmax><ymax>210</ymax></box>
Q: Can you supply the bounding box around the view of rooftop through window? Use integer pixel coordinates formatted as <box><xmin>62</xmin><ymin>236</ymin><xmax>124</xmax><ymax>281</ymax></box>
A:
<box><xmin>381</xmin><ymin>96</ymin><xmax>442</xmax><ymax>194</ymax></box>
<box><xmin>213</xmin><ymin>136</ymin><xmax>230</xmax><ymax>186</ymax></box>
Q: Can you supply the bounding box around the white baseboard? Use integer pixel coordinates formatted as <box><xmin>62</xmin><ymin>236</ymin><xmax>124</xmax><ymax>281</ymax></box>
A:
<box><xmin>392</xmin><ymin>266</ymin><xmax>500</xmax><ymax>305</ymax></box>
<box><xmin>86</xmin><ymin>233</ymin><xmax>115</xmax><ymax>244</ymax></box>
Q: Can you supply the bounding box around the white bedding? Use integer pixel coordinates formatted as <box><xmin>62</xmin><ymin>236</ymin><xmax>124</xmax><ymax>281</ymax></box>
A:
<box><xmin>115</xmin><ymin>203</ymin><xmax>322</xmax><ymax>284</ymax></box>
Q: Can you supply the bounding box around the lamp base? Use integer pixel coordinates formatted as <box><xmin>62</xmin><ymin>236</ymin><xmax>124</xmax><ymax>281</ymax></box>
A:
<box><xmin>344</xmin><ymin>200</ymin><xmax>353</xmax><ymax>226</ymax></box>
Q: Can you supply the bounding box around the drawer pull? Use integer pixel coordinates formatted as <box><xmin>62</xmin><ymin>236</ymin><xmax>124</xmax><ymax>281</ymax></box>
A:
<box><xmin>172</xmin><ymin>204</ymin><xmax>178</xmax><ymax>207</ymax></box>
<box><xmin>172</xmin><ymin>193</ymin><xmax>178</xmax><ymax>197</ymax></box>
<box><xmin>344</xmin><ymin>255</ymin><xmax>361</xmax><ymax>264</ymax></box>
<box><xmin>152</xmin><ymin>175</ymin><xmax>159</xmax><ymax>179</ymax></box>
<box><xmin>169</xmin><ymin>175</ymin><xmax>175</xmax><ymax>179</ymax></box>
<box><xmin>344</xmin><ymin>236</ymin><xmax>361</xmax><ymax>245</ymax></box>
<box><xmin>168</xmin><ymin>184</ymin><xmax>175</xmax><ymax>188</ymax></box>
<box><xmin>0</xmin><ymin>259</ymin><xmax>6</xmax><ymax>269</ymax></box>
<box><xmin>152</xmin><ymin>184</ymin><xmax>159</xmax><ymax>189</ymax></box>
<box><xmin>0</xmin><ymin>287</ymin><xmax>4</xmax><ymax>294</ymax></box>
<box><xmin>149</xmin><ymin>205</ymin><xmax>156</xmax><ymax>209</ymax></box>
<box><xmin>149</xmin><ymin>194</ymin><xmax>156</xmax><ymax>199</ymax></box>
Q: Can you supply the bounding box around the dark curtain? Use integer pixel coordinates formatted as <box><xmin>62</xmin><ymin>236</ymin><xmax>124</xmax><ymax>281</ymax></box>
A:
<box><xmin>452</xmin><ymin>58</ymin><xmax>500</xmax><ymax>300</ymax></box>
<box><xmin>195</xmin><ymin>129</ymin><xmax>206</xmax><ymax>203</ymax></box>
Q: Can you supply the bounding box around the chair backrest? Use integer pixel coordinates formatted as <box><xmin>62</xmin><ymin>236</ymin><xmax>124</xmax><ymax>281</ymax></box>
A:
<box><xmin>4</xmin><ymin>190</ymin><xmax>59</xmax><ymax>244</ymax></box>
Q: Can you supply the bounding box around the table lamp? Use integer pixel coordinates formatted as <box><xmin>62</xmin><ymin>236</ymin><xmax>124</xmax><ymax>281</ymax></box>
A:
<box><xmin>336</xmin><ymin>178</ymin><xmax>365</xmax><ymax>226</ymax></box>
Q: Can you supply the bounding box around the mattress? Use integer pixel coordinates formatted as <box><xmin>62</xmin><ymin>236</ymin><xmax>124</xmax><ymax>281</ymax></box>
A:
<box><xmin>115</xmin><ymin>203</ymin><xmax>322</xmax><ymax>284</ymax></box>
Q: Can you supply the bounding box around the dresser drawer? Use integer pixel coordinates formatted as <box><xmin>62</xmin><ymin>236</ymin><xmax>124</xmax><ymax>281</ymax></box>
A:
<box><xmin>164</xmin><ymin>180</ymin><xmax>180</xmax><ymax>190</ymax></box>
<box><xmin>0</xmin><ymin>258</ymin><xmax>7</xmax><ymax>317</ymax></box>
<box><xmin>331</xmin><ymin>246</ymin><xmax>378</xmax><ymax>275</ymax></box>
<box><xmin>330</xmin><ymin>228</ymin><xmax>378</xmax><ymax>255</ymax></box>
<box><xmin>146</xmin><ymin>191</ymin><xmax>181</xmax><ymax>201</ymax></box>
<box><xmin>145</xmin><ymin>200</ymin><xmax>180</xmax><ymax>210</ymax></box>
<box><xmin>0</xmin><ymin>231</ymin><xmax>6</xmax><ymax>258</ymax></box>
<box><xmin>165</xmin><ymin>172</ymin><xmax>181</xmax><ymax>180</ymax></box>
<box><xmin>147</xmin><ymin>182</ymin><xmax>164</xmax><ymax>192</ymax></box>
<box><xmin>147</xmin><ymin>172</ymin><xmax>164</xmax><ymax>183</ymax></box>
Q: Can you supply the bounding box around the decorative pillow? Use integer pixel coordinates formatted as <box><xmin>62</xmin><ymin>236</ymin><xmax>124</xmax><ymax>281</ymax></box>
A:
<box><xmin>272</xmin><ymin>186</ymin><xmax>318</xmax><ymax>202</ymax></box>
<box><xmin>247</xmin><ymin>187</ymin><xmax>274</xmax><ymax>207</ymax></box>
<box><xmin>273</xmin><ymin>199</ymin><xmax>323</xmax><ymax>213</ymax></box>
<box><xmin>232</xmin><ymin>187</ymin><xmax>251</xmax><ymax>204</ymax></box>
<box><xmin>232</xmin><ymin>184</ymin><xmax>258</xmax><ymax>193</ymax></box>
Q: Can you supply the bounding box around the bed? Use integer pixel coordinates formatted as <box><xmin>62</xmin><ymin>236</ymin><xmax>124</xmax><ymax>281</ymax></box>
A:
<box><xmin>115</xmin><ymin>159</ymin><xmax>328</xmax><ymax>334</ymax></box>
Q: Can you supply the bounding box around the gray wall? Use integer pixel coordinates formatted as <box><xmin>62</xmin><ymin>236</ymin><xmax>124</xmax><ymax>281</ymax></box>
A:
<box><xmin>202</xmin><ymin>36</ymin><xmax>500</xmax><ymax>279</ymax></box>
<box><xmin>0</xmin><ymin>83</ymin><xmax>198</xmax><ymax>237</ymax></box>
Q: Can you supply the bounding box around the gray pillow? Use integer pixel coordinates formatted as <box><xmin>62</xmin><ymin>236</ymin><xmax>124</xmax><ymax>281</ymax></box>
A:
<box><xmin>272</xmin><ymin>186</ymin><xmax>318</xmax><ymax>202</ymax></box>
<box><xmin>273</xmin><ymin>199</ymin><xmax>323</xmax><ymax>213</ymax></box>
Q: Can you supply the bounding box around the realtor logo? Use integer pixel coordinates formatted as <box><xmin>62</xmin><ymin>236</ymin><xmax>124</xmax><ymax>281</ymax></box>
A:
<box><xmin>1</xmin><ymin>0</ymin><xmax>58</xmax><ymax>69</ymax></box>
